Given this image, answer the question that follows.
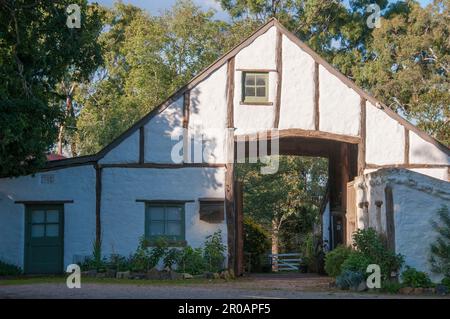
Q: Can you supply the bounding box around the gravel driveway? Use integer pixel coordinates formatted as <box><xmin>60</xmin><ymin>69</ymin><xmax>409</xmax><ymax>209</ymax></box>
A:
<box><xmin>0</xmin><ymin>274</ymin><xmax>447</xmax><ymax>299</ymax></box>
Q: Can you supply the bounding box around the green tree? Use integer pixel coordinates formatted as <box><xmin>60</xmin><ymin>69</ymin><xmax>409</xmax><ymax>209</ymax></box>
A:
<box><xmin>75</xmin><ymin>0</ymin><xmax>228</xmax><ymax>154</ymax></box>
<box><xmin>0</xmin><ymin>0</ymin><xmax>103</xmax><ymax>176</ymax></box>
<box><xmin>355</xmin><ymin>0</ymin><xmax>449</xmax><ymax>144</ymax></box>
<box><xmin>429</xmin><ymin>205</ymin><xmax>450</xmax><ymax>277</ymax></box>
<box><xmin>236</xmin><ymin>156</ymin><xmax>328</xmax><ymax>258</ymax></box>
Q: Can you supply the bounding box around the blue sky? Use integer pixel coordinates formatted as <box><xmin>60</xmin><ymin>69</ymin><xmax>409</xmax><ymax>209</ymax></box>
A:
<box><xmin>91</xmin><ymin>0</ymin><xmax>434</xmax><ymax>21</ymax></box>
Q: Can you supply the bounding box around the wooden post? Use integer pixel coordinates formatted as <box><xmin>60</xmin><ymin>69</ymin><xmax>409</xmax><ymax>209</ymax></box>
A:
<box><xmin>273</xmin><ymin>29</ymin><xmax>283</xmax><ymax>128</ymax></box>
<box><xmin>225</xmin><ymin>163</ymin><xmax>235</xmax><ymax>271</ymax></box>
<box><xmin>183</xmin><ymin>90</ymin><xmax>190</xmax><ymax>163</ymax></box>
<box><xmin>404</xmin><ymin>127</ymin><xmax>410</xmax><ymax>165</ymax></box>
<box><xmin>358</xmin><ymin>97</ymin><xmax>366</xmax><ymax>176</ymax></box>
<box><xmin>235</xmin><ymin>181</ymin><xmax>244</xmax><ymax>276</ymax></box>
<box><xmin>313</xmin><ymin>62</ymin><xmax>320</xmax><ymax>130</ymax></box>
<box><xmin>226</xmin><ymin>58</ymin><xmax>235</xmax><ymax>129</ymax></box>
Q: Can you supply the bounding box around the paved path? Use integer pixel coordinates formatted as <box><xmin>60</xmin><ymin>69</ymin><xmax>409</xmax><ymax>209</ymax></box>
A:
<box><xmin>0</xmin><ymin>274</ymin><xmax>447</xmax><ymax>299</ymax></box>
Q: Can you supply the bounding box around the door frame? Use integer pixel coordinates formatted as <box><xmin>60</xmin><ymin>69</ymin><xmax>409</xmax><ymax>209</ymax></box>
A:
<box><xmin>24</xmin><ymin>204</ymin><xmax>65</xmax><ymax>274</ymax></box>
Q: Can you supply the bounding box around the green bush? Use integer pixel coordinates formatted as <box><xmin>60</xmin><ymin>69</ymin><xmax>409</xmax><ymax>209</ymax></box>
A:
<box><xmin>381</xmin><ymin>280</ymin><xmax>402</xmax><ymax>294</ymax></box>
<box><xmin>163</xmin><ymin>248</ymin><xmax>182</xmax><ymax>270</ymax></box>
<box><xmin>341</xmin><ymin>251</ymin><xmax>373</xmax><ymax>276</ymax></box>
<box><xmin>441</xmin><ymin>276</ymin><xmax>450</xmax><ymax>289</ymax></box>
<box><xmin>429</xmin><ymin>205</ymin><xmax>450</xmax><ymax>277</ymax></box>
<box><xmin>401</xmin><ymin>266</ymin><xmax>433</xmax><ymax>288</ymax></box>
<box><xmin>352</xmin><ymin>228</ymin><xmax>404</xmax><ymax>279</ymax></box>
<box><xmin>179</xmin><ymin>246</ymin><xmax>206</xmax><ymax>275</ymax></box>
<box><xmin>243</xmin><ymin>217</ymin><xmax>271</xmax><ymax>272</ymax></box>
<box><xmin>324</xmin><ymin>245</ymin><xmax>352</xmax><ymax>277</ymax></box>
<box><xmin>0</xmin><ymin>260</ymin><xmax>22</xmax><ymax>276</ymax></box>
<box><xmin>203</xmin><ymin>230</ymin><xmax>226</xmax><ymax>272</ymax></box>
<box><xmin>335</xmin><ymin>270</ymin><xmax>364</xmax><ymax>290</ymax></box>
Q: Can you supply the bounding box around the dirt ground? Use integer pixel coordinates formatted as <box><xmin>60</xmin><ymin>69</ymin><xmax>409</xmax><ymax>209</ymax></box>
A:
<box><xmin>0</xmin><ymin>273</ymin><xmax>447</xmax><ymax>299</ymax></box>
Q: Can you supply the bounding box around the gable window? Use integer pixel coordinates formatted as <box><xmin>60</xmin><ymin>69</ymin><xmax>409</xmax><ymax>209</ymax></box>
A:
<box><xmin>145</xmin><ymin>203</ymin><xmax>185</xmax><ymax>244</ymax></box>
<box><xmin>242</xmin><ymin>72</ymin><xmax>269</xmax><ymax>103</ymax></box>
<box><xmin>199</xmin><ymin>199</ymin><xmax>224</xmax><ymax>223</ymax></box>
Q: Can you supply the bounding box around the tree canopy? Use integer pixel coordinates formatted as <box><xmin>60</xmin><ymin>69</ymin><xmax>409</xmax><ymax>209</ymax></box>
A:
<box><xmin>0</xmin><ymin>0</ymin><xmax>448</xmax><ymax>177</ymax></box>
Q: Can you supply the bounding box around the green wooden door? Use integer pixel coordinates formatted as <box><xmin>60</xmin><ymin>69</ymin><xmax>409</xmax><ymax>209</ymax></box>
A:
<box><xmin>25</xmin><ymin>205</ymin><xmax>64</xmax><ymax>274</ymax></box>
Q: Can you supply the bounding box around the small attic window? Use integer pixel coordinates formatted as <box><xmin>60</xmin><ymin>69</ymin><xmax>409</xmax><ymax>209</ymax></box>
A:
<box><xmin>199</xmin><ymin>199</ymin><xmax>224</xmax><ymax>223</ymax></box>
<box><xmin>40</xmin><ymin>174</ymin><xmax>55</xmax><ymax>185</ymax></box>
<box><xmin>242</xmin><ymin>72</ymin><xmax>269</xmax><ymax>103</ymax></box>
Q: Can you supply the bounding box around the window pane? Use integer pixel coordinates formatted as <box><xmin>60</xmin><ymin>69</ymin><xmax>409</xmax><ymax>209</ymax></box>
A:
<box><xmin>167</xmin><ymin>221</ymin><xmax>181</xmax><ymax>236</ymax></box>
<box><xmin>31</xmin><ymin>225</ymin><xmax>45</xmax><ymax>238</ymax></box>
<box><xmin>150</xmin><ymin>221</ymin><xmax>164</xmax><ymax>236</ymax></box>
<box><xmin>149</xmin><ymin>206</ymin><xmax>164</xmax><ymax>220</ymax></box>
<box><xmin>166</xmin><ymin>207</ymin><xmax>182</xmax><ymax>220</ymax></box>
<box><xmin>46</xmin><ymin>210</ymin><xmax>59</xmax><ymax>223</ymax></box>
<box><xmin>256</xmin><ymin>76</ymin><xmax>266</xmax><ymax>85</ymax></box>
<box><xmin>245</xmin><ymin>75</ymin><xmax>255</xmax><ymax>85</ymax></box>
<box><xmin>46</xmin><ymin>224</ymin><xmax>59</xmax><ymax>237</ymax></box>
<box><xmin>32</xmin><ymin>211</ymin><xmax>45</xmax><ymax>223</ymax></box>
<box><xmin>256</xmin><ymin>87</ymin><xmax>266</xmax><ymax>97</ymax></box>
<box><xmin>245</xmin><ymin>87</ymin><xmax>255</xmax><ymax>97</ymax></box>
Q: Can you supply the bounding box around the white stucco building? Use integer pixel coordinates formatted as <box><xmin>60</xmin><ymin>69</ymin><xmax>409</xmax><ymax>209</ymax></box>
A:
<box><xmin>0</xmin><ymin>19</ymin><xmax>448</xmax><ymax>277</ymax></box>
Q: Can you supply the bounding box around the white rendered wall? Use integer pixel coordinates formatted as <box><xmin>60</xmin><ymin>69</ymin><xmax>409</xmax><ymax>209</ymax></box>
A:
<box><xmin>409</xmin><ymin>131</ymin><xmax>449</xmax><ymax>165</ymax></box>
<box><xmin>145</xmin><ymin>97</ymin><xmax>184</xmax><ymax>163</ymax></box>
<box><xmin>366</xmin><ymin>102</ymin><xmax>405</xmax><ymax>165</ymax></box>
<box><xmin>318</xmin><ymin>65</ymin><xmax>360</xmax><ymax>136</ymax></box>
<box><xmin>188</xmin><ymin>64</ymin><xmax>228</xmax><ymax>163</ymax></box>
<box><xmin>0</xmin><ymin>165</ymin><xmax>96</xmax><ymax>269</ymax></box>
<box><xmin>99</xmin><ymin>131</ymin><xmax>139</xmax><ymax>164</ymax></box>
<box><xmin>354</xmin><ymin>169</ymin><xmax>450</xmax><ymax>282</ymax></box>
<box><xmin>278</xmin><ymin>35</ymin><xmax>315</xmax><ymax>130</ymax></box>
<box><xmin>101</xmin><ymin>167</ymin><xmax>227</xmax><ymax>257</ymax></box>
<box><xmin>235</xmin><ymin>26</ymin><xmax>277</xmax><ymax>70</ymax></box>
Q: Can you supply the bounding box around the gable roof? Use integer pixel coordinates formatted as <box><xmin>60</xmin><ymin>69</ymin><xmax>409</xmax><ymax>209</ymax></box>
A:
<box><xmin>47</xmin><ymin>18</ymin><xmax>449</xmax><ymax>169</ymax></box>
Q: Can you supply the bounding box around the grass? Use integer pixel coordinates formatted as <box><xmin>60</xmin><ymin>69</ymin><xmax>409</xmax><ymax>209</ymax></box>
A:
<box><xmin>0</xmin><ymin>276</ymin><xmax>227</xmax><ymax>286</ymax></box>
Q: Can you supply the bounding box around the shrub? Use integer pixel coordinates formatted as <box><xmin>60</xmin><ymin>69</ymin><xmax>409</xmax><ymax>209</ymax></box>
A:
<box><xmin>0</xmin><ymin>260</ymin><xmax>22</xmax><ymax>276</ymax></box>
<box><xmin>441</xmin><ymin>276</ymin><xmax>450</xmax><ymax>289</ymax></box>
<box><xmin>148</xmin><ymin>237</ymin><xmax>168</xmax><ymax>269</ymax></box>
<box><xmin>401</xmin><ymin>266</ymin><xmax>433</xmax><ymax>288</ymax></box>
<box><xmin>243</xmin><ymin>217</ymin><xmax>271</xmax><ymax>272</ymax></box>
<box><xmin>179</xmin><ymin>246</ymin><xmax>205</xmax><ymax>275</ymax></box>
<box><xmin>381</xmin><ymin>280</ymin><xmax>402</xmax><ymax>294</ymax></box>
<box><xmin>203</xmin><ymin>230</ymin><xmax>226</xmax><ymax>272</ymax></box>
<box><xmin>335</xmin><ymin>270</ymin><xmax>365</xmax><ymax>290</ymax></box>
<box><xmin>341</xmin><ymin>251</ymin><xmax>373</xmax><ymax>276</ymax></box>
<box><xmin>352</xmin><ymin>228</ymin><xmax>404</xmax><ymax>279</ymax></box>
<box><xmin>324</xmin><ymin>245</ymin><xmax>352</xmax><ymax>277</ymax></box>
<box><xmin>163</xmin><ymin>248</ymin><xmax>182</xmax><ymax>270</ymax></box>
<box><xmin>429</xmin><ymin>205</ymin><xmax>450</xmax><ymax>277</ymax></box>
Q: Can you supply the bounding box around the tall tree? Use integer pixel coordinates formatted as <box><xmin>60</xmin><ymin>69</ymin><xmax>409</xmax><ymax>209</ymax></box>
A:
<box><xmin>354</xmin><ymin>0</ymin><xmax>449</xmax><ymax>144</ymax></box>
<box><xmin>75</xmin><ymin>0</ymin><xmax>228</xmax><ymax>155</ymax></box>
<box><xmin>236</xmin><ymin>156</ymin><xmax>328</xmax><ymax>258</ymax></box>
<box><xmin>0</xmin><ymin>0</ymin><xmax>103</xmax><ymax>176</ymax></box>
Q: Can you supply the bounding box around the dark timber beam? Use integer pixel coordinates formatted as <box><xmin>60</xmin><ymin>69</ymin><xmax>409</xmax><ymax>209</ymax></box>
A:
<box><xmin>404</xmin><ymin>127</ymin><xmax>410</xmax><ymax>165</ymax></box>
<box><xmin>235</xmin><ymin>129</ymin><xmax>361</xmax><ymax>144</ymax></box>
<box><xmin>273</xmin><ymin>29</ymin><xmax>283</xmax><ymax>128</ymax></box>
<box><xmin>183</xmin><ymin>90</ymin><xmax>190</xmax><ymax>163</ymax></box>
<box><xmin>226</xmin><ymin>57</ymin><xmax>235</xmax><ymax>129</ymax></box>
<box><xmin>314</xmin><ymin>62</ymin><xmax>320</xmax><ymax>130</ymax></box>
<box><xmin>358</xmin><ymin>98</ymin><xmax>366</xmax><ymax>175</ymax></box>
<box><xmin>225</xmin><ymin>163</ymin><xmax>235</xmax><ymax>271</ymax></box>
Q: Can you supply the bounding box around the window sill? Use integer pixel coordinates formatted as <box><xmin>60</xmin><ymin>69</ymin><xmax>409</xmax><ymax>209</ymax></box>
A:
<box><xmin>240</xmin><ymin>101</ymin><xmax>273</xmax><ymax>106</ymax></box>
